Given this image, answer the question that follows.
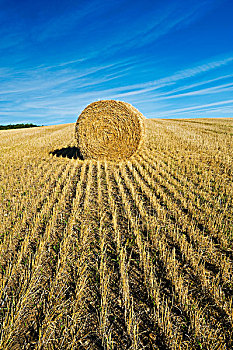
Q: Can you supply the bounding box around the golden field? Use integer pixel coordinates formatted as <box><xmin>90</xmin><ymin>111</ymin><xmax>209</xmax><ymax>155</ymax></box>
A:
<box><xmin>0</xmin><ymin>119</ymin><xmax>232</xmax><ymax>349</ymax></box>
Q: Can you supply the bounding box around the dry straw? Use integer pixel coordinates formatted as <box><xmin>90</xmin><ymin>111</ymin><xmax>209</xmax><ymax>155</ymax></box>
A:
<box><xmin>75</xmin><ymin>100</ymin><xmax>146</xmax><ymax>161</ymax></box>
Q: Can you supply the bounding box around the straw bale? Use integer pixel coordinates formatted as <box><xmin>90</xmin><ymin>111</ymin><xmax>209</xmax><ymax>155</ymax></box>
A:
<box><xmin>75</xmin><ymin>100</ymin><xmax>145</xmax><ymax>161</ymax></box>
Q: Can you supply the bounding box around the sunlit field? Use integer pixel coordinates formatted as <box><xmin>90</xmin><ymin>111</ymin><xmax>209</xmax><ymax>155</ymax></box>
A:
<box><xmin>0</xmin><ymin>119</ymin><xmax>232</xmax><ymax>349</ymax></box>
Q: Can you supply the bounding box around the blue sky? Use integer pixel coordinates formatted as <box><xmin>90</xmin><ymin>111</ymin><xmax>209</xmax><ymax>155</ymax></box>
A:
<box><xmin>0</xmin><ymin>0</ymin><xmax>233</xmax><ymax>125</ymax></box>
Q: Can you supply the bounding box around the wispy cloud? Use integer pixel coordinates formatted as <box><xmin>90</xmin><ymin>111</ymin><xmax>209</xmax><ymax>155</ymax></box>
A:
<box><xmin>151</xmin><ymin>82</ymin><xmax>233</xmax><ymax>100</ymax></box>
<box><xmin>34</xmin><ymin>0</ymin><xmax>126</xmax><ymax>41</ymax></box>
<box><xmin>98</xmin><ymin>55</ymin><xmax>233</xmax><ymax>99</ymax></box>
<box><xmin>1</xmin><ymin>52</ymin><xmax>233</xmax><ymax>125</ymax></box>
<box><xmin>1</xmin><ymin>0</ymin><xmax>232</xmax><ymax>124</ymax></box>
<box><xmin>155</xmin><ymin>74</ymin><xmax>233</xmax><ymax>96</ymax></box>
<box><xmin>0</xmin><ymin>58</ymin><xmax>133</xmax><ymax>95</ymax></box>
<box><xmin>157</xmin><ymin>57</ymin><xmax>233</xmax><ymax>84</ymax></box>
<box><xmin>150</xmin><ymin>99</ymin><xmax>233</xmax><ymax>117</ymax></box>
<box><xmin>105</xmin><ymin>0</ymin><xmax>223</xmax><ymax>52</ymax></box>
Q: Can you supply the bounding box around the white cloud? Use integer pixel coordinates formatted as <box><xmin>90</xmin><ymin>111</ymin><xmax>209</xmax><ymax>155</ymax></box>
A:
<box><xmin>151</xmin><ymin>99</ymin><xmax>233</xmax><ymax>117</ymax></box>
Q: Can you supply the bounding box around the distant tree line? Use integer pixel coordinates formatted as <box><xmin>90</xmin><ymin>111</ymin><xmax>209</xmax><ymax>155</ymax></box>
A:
<box><xmin>0</xmin><ymin>123</ymin><xmax>41</xmax><ymax>130</ymax></box>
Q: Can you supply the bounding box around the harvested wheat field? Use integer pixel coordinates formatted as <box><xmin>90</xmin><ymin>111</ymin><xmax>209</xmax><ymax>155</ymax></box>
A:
<box><xmin>0</xmin><ymin>118</ymin><xmax>232</xmax><ymax>350</ymax></box>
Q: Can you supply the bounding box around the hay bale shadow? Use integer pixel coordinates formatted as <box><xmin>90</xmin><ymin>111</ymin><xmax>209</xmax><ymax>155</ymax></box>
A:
<box><xmin>50</xmin><ymin>146</ymin><xmax>84</xmax><ymax>160</ymax></box>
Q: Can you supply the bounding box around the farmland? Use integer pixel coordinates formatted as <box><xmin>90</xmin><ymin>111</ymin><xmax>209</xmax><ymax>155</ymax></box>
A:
<box><xmin>0</xmin><ymin>119</ymin><xmax>232</xmax><ymax>349</ymax></box>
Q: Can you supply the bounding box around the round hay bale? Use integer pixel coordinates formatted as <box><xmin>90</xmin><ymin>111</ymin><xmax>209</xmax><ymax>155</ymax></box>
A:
<box><xmin>75</xmin><ymin>100</ymin><xmax>145</xmax><ymax>161</ymax></box>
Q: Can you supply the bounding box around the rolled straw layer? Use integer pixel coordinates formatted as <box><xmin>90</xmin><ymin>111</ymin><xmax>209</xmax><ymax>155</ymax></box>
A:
<box><xmin>75</xmin><ymin>100</ymin><xmax>145</xmax><ymax>161</ymax></box>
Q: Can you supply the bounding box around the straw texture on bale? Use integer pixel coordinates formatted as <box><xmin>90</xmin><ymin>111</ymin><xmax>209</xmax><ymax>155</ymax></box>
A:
<box><xmin>75</xmin><ymin>100</ymin><xmax>145</xmax><ymax>161</ymax></box>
